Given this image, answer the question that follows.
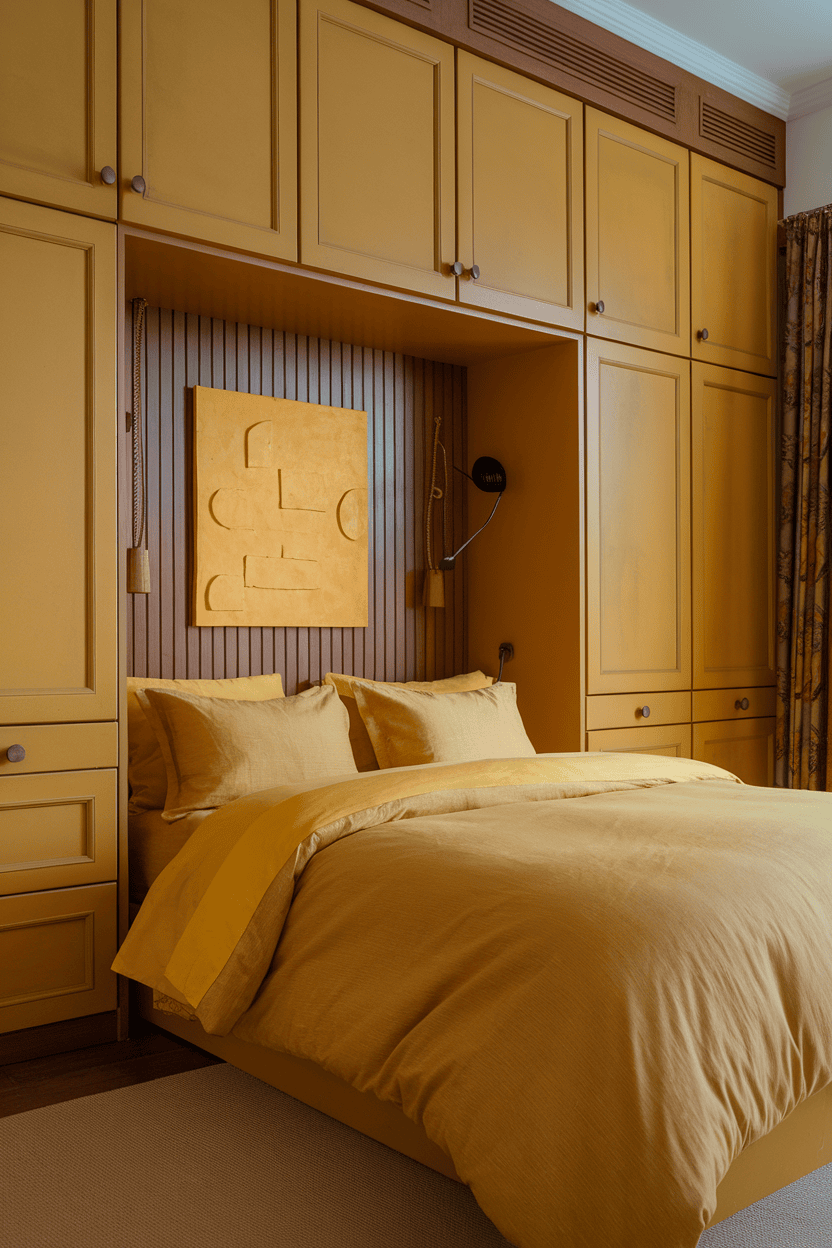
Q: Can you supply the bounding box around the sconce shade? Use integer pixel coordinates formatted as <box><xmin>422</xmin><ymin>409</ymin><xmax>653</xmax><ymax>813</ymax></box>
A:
<box><xmin>471</xmin><ymin>456</ymin><xmax>506</xmax><ymax>492</ymax></box>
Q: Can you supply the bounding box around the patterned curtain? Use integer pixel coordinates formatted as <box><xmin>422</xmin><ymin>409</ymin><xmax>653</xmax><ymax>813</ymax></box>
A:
<box><xmin>776</xmin><ymin>206</ymin><xmax>832</xmax><ymax>788</ymax></box>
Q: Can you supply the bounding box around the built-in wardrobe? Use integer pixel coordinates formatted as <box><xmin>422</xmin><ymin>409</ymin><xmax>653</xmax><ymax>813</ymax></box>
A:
<box><xmin>0</xmin><ymin>0</ymin><xmax>783</xmax><ymax>1054</ymax></box>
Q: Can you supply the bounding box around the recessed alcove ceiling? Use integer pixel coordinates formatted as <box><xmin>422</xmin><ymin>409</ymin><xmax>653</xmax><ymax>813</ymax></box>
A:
<box><xmin>124</xmin><ymin>231</ymin><xmax>573</xmax><ymax>368</ymax></box>
<box><xmin>548</xmin><ymin>0</ymin><xmax>832</xmax><ymax>118</ymax></box>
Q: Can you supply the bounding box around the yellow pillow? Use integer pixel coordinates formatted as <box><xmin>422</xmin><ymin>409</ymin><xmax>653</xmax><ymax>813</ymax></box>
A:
<box><xmin>127</xmin><ymin>673</ymin><xmax>285</xmax><ymax>813</ymax></box>
<box><xmin>136</xmin><ymin>684</ymin><xmax>357</xmax><ymax>822</ymax></box>
<box><xmin>352</xmin><ymin>681</ymin><xmax>535</xmax><ymax>769</ymax></box>
<box><xmin>323</xmin><ymin>671</ymin><xmax>495</xmax><ymax>771</ymax></box>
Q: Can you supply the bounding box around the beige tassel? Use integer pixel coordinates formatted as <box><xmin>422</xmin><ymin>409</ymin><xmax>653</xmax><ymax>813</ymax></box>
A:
<box><xmin>126</xmin><ymin>547</ymin><xmax>150</xmax><ymax>594</ymax></box>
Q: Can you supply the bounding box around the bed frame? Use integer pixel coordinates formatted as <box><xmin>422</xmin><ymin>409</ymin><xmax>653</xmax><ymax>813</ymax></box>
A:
<box><xmin>137</xmin><ymin>983</ymin><xmax>832</xmax><ymax>1231</ymax></box>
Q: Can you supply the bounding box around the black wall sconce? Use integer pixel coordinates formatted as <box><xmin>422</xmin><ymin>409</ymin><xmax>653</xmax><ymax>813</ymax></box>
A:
<box><xmin>439</xmin><ymin>456</ymin><xmax>506</xmax><ymax>570</ymax></box>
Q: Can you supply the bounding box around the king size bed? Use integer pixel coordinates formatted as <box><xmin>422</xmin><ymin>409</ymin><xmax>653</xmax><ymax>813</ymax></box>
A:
<box><xmin>116</xmin><ymin>673</ymin><xmax>832</xmax><ymax>1248</ymax></box>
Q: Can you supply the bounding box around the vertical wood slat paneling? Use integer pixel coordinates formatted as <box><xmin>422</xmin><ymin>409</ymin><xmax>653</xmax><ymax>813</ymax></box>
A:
<box><xmin>126</xmin><ymin>307</ymin><xmax>466</xmax><ymax>691</ymax></box>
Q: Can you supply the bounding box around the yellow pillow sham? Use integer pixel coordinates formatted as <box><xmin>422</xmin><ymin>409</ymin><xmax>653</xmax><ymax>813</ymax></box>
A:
<box><xmin>352</xmin><ymin>681</ymin><xmax>535</xmax><ymax>769</ymax></box>
<box><xmin>135</xmin><ymin>683</ymin><xmax>356</xmax><ymax>822</ymax></box>
<box><xmin>323</xmin><ymin>671</ymin><xmax>495</xmax><ymax>771</ymax></box>
<box><xmin>127</xmin><ymin>672</ymin><xmax>285</xmax><ymax>813</ymax></box>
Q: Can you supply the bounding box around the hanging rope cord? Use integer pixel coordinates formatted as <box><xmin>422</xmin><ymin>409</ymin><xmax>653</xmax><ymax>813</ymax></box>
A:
<box><xmin>131</xmin><ymin>298</ymin><xmax>148</xmax><ymax>549</ymax></box>
<box><xmin>425</xmin><ymin>415</ymin><xmax>449</xmax><ymax>571</ymax></box>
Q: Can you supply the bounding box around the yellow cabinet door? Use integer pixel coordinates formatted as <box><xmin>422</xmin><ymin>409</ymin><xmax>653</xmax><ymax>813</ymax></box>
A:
<box><xmin>691</xmin><ymin>154</ymin><xmax>778</xmax><ymax>377</ymax></box>
<box><xmin>586</xmin><ymin>339</ymin><xmax>691</xmax><ymax>694</ymax></box>
<box><xmin>120</xmin><ymin>0</ymin><xmax>297</xmax><ymax>260</ymax></box>
<box><xmin>0</xmin><ymin>1</ymin><xmax>117</xmax><ymax>218</ymax></box>
<box><xmin>456</xmin><ymin>52</ymin><xmax>583</xmax><ymax>330</ymax></box>
<box><xmin>585</xmin><ymin>109</ymin><xmax>690</xmax><ymax>355</ymax></box>
<box><xmin>0</xmin><ymin>198</ymin><xmax>117</xmax><ymax>724</ymax></box>
<box><xmin>692</xmin><ymin>364</ymin><xmax>776</xmax><ymax>689</ymax></box>
<box><xmin>692</xmin><ymin>718</ymin><xmax>775</xmax><ymax>787</ymax></box>
<box><xmin>300</xmin><ymin>0</ymin><xmax>455</xmax><ymax>298</ymax></box>
<box><xmin>587</xmin><ymin>724</ymin><xmax>692</xmax><ymax>758</ymax></box>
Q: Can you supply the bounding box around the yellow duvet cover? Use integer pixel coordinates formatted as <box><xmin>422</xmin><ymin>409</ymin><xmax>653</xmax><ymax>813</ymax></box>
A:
<box><xmin>114</xmin><ymin>754</ymin><xmax>832</xmax><ymax>1248</ymax></box>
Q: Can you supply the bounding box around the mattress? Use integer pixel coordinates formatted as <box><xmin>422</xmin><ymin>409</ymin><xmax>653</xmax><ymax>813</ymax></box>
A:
<box><xmin>128</xmin><ymin>808</ymin><xmax>213</xmax><ymax>902</ymax></box>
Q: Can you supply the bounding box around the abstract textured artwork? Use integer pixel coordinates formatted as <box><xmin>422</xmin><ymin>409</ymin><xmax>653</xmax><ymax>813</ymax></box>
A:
<box><xmin>192</xmin><ymin>387</ymin><xmax>368</xmax><ymax>627</ymax></box>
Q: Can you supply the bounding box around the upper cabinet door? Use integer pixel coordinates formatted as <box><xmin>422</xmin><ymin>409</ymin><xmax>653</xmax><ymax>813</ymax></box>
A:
<box><xmin>585</xmin><ymin>109</ymin><xmax>689</xmax><ymax>355</ymax></box>
<box><xmin>691</xmin><ymin>363</ymin><xmax>776</xmax><ymax>690</ymax></box>
<box><xmin>0</xmin><ymin>198</ymin><xmax>117</xmax><ymax>724</ymax></box>
<box><xmin>0</xmin><ymin>1</ymin><xmax>117</xmax><ymax>218</ymax></box>
<box><xmin>690</xmin><ymin>155</ymin><xmax>777</xmax><ymax>377</ymax></box>
<box><xmin>300</xmin><ymin>0</ymin><xmax>456</xmax><ymax>299</ymax></box>
<box><xmin>456</xmin><ymin>53</ymin><xmax>583</xmax><ymax>330</ymax></box>
<box><xmin>120</xmin><ymin>0</ymin><xmax>297</xmax><ymax>260</ymax></box>
<box><xmin>586</xmin><ymin>339</ymin><xmax>691</xmax><ymax>695</ymax></box>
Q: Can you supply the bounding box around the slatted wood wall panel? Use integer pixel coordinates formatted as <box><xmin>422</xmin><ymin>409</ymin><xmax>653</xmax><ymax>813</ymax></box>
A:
<box><xmin>126</xmin><ymin>306</ymin><xmax>467</xmax><ymax>691</ymax></box>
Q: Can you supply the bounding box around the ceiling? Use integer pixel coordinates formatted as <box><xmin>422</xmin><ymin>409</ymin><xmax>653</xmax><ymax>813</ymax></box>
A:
<box><xmin>550</xmin><ymin>0</ymin><xmax>832</xmax><ymax>119</ymax></box>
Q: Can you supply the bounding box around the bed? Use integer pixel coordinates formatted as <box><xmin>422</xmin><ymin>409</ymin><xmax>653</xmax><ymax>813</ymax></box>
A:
<box><xmin>117</xmin><ymin>675</ymin><xmax>832</xmax><ymax>1248</ymax></box>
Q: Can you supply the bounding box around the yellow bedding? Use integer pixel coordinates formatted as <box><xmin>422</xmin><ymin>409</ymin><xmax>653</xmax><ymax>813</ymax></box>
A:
<box><xmin>114</xmin><ymin>754</ymin><xmax>832</xmax><ymax>1248</ymax></box>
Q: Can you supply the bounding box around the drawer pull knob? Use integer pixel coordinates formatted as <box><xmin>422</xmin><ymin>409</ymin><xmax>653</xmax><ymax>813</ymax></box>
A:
<box><xmin>100</xmin><ymin>165</ymin><xmax>116</xmax><ymax>185</ymax></box>
<box><xmin>131</xmin><ymin>174</ymin><xmax>147</xmax><ymax>195</ymax></box>
<box><xmin>6</xmin><ymin>745</ymin><xmax>25</xmax><ymax>763</ymax></box>
<box><xmin>735</xmin><ymin>698</ymin><xmax>750</xmax><ymax>711</ymax></box>
<box><xmin>450</xmin><ymin>260</ymin><xmax>464</xmax><ymax>276</ymax></box>
<box><xmin>593</xmin><ymin>300</ymin><xmax>605</xmax><ymax>314</ymax></box>
<box><xmin>469</xmin><ymin>265</ymin><xmax>481</xmax><ymax>280</ymax></box>
<box><xmin>698</xmin><ymin>327</ymin><xmax>709</xmax><ymax>341</ymax></box>
<box><xmin>638</xmin><ymin>705</ymin><xmax>650</xmax><ymax>718</ymax></box>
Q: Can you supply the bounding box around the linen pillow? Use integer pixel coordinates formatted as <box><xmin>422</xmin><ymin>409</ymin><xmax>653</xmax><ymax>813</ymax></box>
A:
<box><xmin>323</xmin><ymin>671</ymin><xmax>495</xmax><ymax>772</ymax></box>
<box><xmin>135</xmin><ymin>684</ymin><xmax>357</xmax><ymax>822</ymax></box>
<box><xmin>352</xmin><ymin>681</ymin><xmax>535</xmax><ymax>769</ymax></box>
<box><xmin>127</xmin><ymin>673</ymin><xmax>285</xmax><ymax>813</ymax></box>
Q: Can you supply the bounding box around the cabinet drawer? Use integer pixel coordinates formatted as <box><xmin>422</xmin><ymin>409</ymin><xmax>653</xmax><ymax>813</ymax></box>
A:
<box><xmin>692</xmin><ymin>717</ymin><xmax>775</xmax><ymax>787</ymax></box>
<box><xmin>0</xmin><ymin>882</ymin><xmax>117</xmax><ymax>1034</ymax></box>
<box><xmin>587</xmin><ymin>724</ymin><xmax>692</xmax><ymax>758</ymax></box>
<box><xmin>0</xmin><ymin>722</ymin><xmax>117</xmax><ymax>775</ymax></box>
<box><xmin>586</xmin><ymin>691</ymin><xmax>691</xmax><ymax>731</ymax></box>
<box><xmin>692</xmin><ymin>687</ymin><xmax>776</xmax><ymax>722</ymax></box>
<box><xmin>0</xmin><ymin>770</ymin><xmax>117</xmax><ymax>895</ymax></box>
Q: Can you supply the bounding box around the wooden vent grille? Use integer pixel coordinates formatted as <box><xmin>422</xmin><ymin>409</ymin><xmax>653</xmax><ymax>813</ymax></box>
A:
<box><xmin>469</xmin><ymin>0</ymin><xmax>677</xmax><ymax>122</ymax></box>
<box><xmin>700</xmin><ymin>102</ymin><xmax>777</xmax><ymax>169</ymax></box>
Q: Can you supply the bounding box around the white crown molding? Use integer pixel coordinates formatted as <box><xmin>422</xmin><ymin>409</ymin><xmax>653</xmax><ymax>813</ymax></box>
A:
<box><xmin>547</xmin><ymin>0</ymin><xmax>790</xmax><ymax>120</ymax></box>
<box><xmin>788</xmin><ymin>75</ymin><xmax>832</xmax><ymax>122</ymax></box>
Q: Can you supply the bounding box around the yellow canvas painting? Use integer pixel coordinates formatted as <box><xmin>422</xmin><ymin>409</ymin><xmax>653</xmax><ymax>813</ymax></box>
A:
<box><xmin>192</xmin><ymin>387</ymin><xmax>368</xmax><ymax>627</ymax></box>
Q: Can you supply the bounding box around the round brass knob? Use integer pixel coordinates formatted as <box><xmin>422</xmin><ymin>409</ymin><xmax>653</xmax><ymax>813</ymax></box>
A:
<box><xmin>638</xmin><ymin>705</ymin><xmax>650</xmax><ymax>718</ymax></box>
<box><xmin>469</xmin><ymin>265</ymin><xmax>481</xmax><ymax>280</ymax></box>
<box><xmin>698</xmin><ymin>327</ymin><xmax>709</xmax><ymax>341</ymax></box>
<box><xmin>450</xmin><ymin>261</ymin><xmax>464</xmax><ymax>276</ymax></box>
<box><xmin>100</xmin><ymin>166</ymin><xmax>116</xmax><ymax>185</ymax></box>
<box><xmin>6</xmin><ymin>745</ymin><xmax>26</xmax><ymax>763</ymax></box>
<box><xmin>735</xmin><ymin>698</ymin><xmax>750</xmax><ymax>711</ymax></box>
<box><xmin>131</xmin><ymin>175</ymin><xmax>147</xmax><ymax>195</ymax></box>
<box><xmin>594</xmin><ymin>300</ymin><xmax>605</xmax><ymax>314</ymax></box>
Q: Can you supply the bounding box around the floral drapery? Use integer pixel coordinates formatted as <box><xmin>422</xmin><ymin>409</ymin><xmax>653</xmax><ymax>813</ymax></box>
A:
<box><xmin>776</xmin><ymin>206</ymin><xmax>832</xmax><ymax>788</ymax></box>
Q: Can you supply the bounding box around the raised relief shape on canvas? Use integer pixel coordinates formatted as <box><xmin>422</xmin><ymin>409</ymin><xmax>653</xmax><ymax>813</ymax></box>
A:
<box><xmin>193</xmin><ymin>388</ymin><xmax>368</xmax><ymax>627</ymax></box>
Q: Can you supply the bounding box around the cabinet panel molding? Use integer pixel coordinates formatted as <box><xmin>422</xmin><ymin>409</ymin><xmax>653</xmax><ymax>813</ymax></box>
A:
<box><xmin>0</xmin><ymin>0</ymin><xmax>117</xmax><ymax>217</ymax></box>
<box><xmin>692</xmin><ymin>717</ymin><xmax>775</xmax><ymax>787</ymax></box>
<box><xmin>691</xmin><ymin>155</ymin><xmax>777</xmax><ymax>376</ymax></box>
<box><xmin>300</xmin><ymin>0</ymin><xmax>456</xmax><ymax>297</ymax></box>
<box><xmin>120</xmin><ymin>0</ymin><xmax>297</xmax><ymax>259</ymax></box>
<box><xmin>584</xmin><ymin>108</ymin><xmax>690</xmax><ymax>355</ymax></box>
<box><xmin>0</xmin><ymin>770</ymin><xmax>117</xmax><ymax>895</ymax></box>
<box><xmin>0</xmin><ymin>883</ymin><xmax>117</xmax><ymax>1033</ymax></box>
<box><xmin>586</xmin><ymin>339</ymin><xmax>691</xmax><ymax>694</ymax></box>
<box><xmin>692</xmin><ymin>364</ymin><xmax>776</xmax><ymax>690</ymax></box>
<box><xmin>0</xmin><ymin>199</ymin><xmax>117</xmax><ymax>724</ymax></box>
<box><xmin>587</xmin><ymin>723</ymin><xmax>692</xmax><ymax>757</ymax></box>
<box><xmin>456</xmin><ymin>52</ymin><xmax>584</xmax><ymax>329</ymax></box>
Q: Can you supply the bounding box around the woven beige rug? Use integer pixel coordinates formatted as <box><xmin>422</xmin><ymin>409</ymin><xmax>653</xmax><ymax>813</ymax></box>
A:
<box><xmin>0</xmin><ymin>1063</ymin><xmax>830</xmax><ymax>1247</ymax></box>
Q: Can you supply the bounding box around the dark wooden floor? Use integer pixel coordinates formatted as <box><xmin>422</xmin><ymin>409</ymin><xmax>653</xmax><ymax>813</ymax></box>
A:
<box><xmin>0</xmin><ymin>1025</ymin><xmax>222</xmax><ymax>1118</ymax></box>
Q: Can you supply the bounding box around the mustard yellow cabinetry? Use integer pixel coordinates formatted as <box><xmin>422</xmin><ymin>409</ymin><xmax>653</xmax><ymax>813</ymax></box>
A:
<box><xmin>690</xmin><ymin>154</ymin><xmax>778</xmax><ymax>377</ymax></box>
<box><xmin>587</xmin><ymin>724</ymin><xmax>693</xmax><ymax>758</ymax></box>
<box><xmin>120</xmin><ymin>0</ymin><xmax>297</xmax><ymax>259</ymax></box>
<box><xmin>300</xmin><ymin>0</ymin><xmax>455</xmax><ymax>297</ymax></box>
<box><xmin>691</xmin><ymin>363</ymin><xmax>777</xmax><ymax>690</ymax></box>
<box><xmin>692</xmin><ymin>718</ymin><xmax>775</xmax><ymax>787</ymax></box>
<box><xmin>0</xmin><ymin>1</ymin><xmax>117</xmax><ymax>218</ymax></box>
<box><xmin>0</xmin><ymin>197</ymin><xmax>119</xmax><ymax>1038</ymax></box>
<box><xmin>584</xmin><ymin>109</ymin><xmax>689</xmax><ymax>355</ymax></box>
<box><xmin>585</xmin><ymin>338</ymin><xmax>691</xmax><ymax>694</ymax></box>
<box><xmin>456</xmin><ymin>53</ymin><xmax>583</xmax><ymax>329</ymax></box>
